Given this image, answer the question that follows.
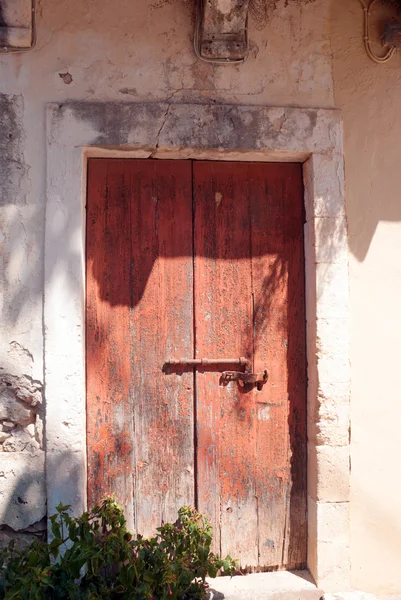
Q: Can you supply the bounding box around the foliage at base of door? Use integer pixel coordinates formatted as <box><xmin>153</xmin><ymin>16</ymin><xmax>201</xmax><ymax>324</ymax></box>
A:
<box><xmin>0</xmin><ymin>497</ymin><xmax>237</xmax><ymax>600</ymax></box>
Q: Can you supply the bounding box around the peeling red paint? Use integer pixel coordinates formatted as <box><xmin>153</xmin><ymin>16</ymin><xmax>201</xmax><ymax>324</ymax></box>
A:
<box><xmin>86</xmin><ymin>159</ymin><xmax>306</xmax><ymax>569</ymax></box>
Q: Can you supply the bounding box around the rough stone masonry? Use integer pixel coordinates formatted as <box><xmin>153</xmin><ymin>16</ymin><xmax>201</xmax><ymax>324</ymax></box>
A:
<box><xmin>0</xmin><ymin>373</ymin><xmax>46</xmax><ymax>548</ymax></box>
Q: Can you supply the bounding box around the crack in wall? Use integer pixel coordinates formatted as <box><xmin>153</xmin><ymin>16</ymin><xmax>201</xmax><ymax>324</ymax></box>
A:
<box><xmin>154</xmin><ymin>103</ymin><xmax>172</xmax><ymax>150</ymax></box>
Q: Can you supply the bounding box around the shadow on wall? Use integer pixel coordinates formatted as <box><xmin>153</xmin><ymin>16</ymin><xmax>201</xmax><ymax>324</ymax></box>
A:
<box><xmin>330</xmin><ymin>0</ymin><xmax>401</xmax><ymax>263</ymax></box>
<box><xmin>0</xmin><ymin>92</ymin><xmax>44</xmax><ymax>335</ymax></box>
<box><xmin>0</xmin><ymin>451</ymin><xmax>85</xmax><ymax>550</ymax></box>
<box><xmin>0</xmin><ymin>453</ymin><xmax>47</xmax><ymax>550</ymax></box>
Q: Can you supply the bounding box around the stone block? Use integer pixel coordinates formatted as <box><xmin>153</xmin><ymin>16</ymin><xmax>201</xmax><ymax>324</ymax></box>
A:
<box><xmin>308</xmin><ymin>498</ymin><xmax>350</xmax><ymax>592</ymax></box>
<box><xmin>314</xmin><ymin>218</ymin><xmax>348</xmax><ymax>265</ymax></box>
<box><xmin>46</xmin><ymin>451</ymin><xmax>86</xmax><ymax>524</ymax></box>
<box><xmin>316</xmin><ymin>318</ymin><xmax>349</xmax><ymax>351</ymax></box>
<box><xmin>0</xmin><ymin>373</ymin><xmax>43</xmax><ymax>407</ymax></box>
<box><xmin>316</xmin><ymin>263</ymin><xmax>349</xmax><ymax>320</ymax></box>
<box><xmin>318</xmin><ymin>565</ymin><xmax>351</xmax><ymax>594</ymax></box>
<box><xmin>0</xmin><ymin>387</ymin><xmax>34</xmax><ymax>426</ymax></box>
<box><xmin>313</xmin><ymin>381</ymin><xmax>350</xmax><ymax>447</ymax></box>
<box><xmin>2</xmin><ymin>428</ymin><xmax>40</xmax><ymax>452</ymax></box>
<box><xmin>316</xmin><ymin>318</ymin><xmax>350</xmax><ymax>384</ymax></box>
<box><xmin>317</xmin><ymin>501</ymin><xmax>349</xmax><ymax>544</ymax></box>
<box><xmin>308</xmin><ymin>444</ymin><xmax>350</xmax><ymax>502</ymax></box>
<box><xmin>306</xmin><ymin>154</ymin><xmax>345</xmax><ymax>218</ymax></box>
<box><xmin>45</xmin><ymin>397</ymin><xmax>86</xmax><ymax>453</ymax></box>
<box><xmin>0</xmin><ymin>452</ymin><xmax>46</xmax><ymax>530</ymax></box>
<box><xmin>310</xmin><ymin>405</ymin><xmax>350</xmax><ymax>448</ymax></box>
<box><xmin>317</xmin><ymin>540</ymin><xmax>351</xmax><ymax>583</ymax></box>
<box><xmin>0</xmin><ymin>518</ymin><xmax>46</xmax><ymax>550</ymax></box>
<box><xmin>157</xmin><ymin>105</ymin><xmax>341</xmax><ymax>155</ymax></box>
<box><xmin>304</xmin><ymin>217</ymin><xmax>348</xmax><ymax>266</ymax></box>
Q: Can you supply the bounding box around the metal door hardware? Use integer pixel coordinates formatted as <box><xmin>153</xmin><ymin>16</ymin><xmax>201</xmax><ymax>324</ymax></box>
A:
<box><xmin>164</xmin><ymin>357</ymin><xmax>268</xmax><ymax>388</ymax></box>
<box><xmin>165</xmin><ymin>357</ymin><xmax>251</xmax><ymax>370</ymax></box>
<box><xmin>220</xmin><ymin>370</ymin><xmax>268</xmax><ymax>387</ymax></box>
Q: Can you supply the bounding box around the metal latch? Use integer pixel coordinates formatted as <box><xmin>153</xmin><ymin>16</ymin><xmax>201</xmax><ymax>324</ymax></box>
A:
<box><xmin>164</xmin><ymin>357</ymin><xmax>268</xmax><ymax>389</ymax></box>
<box><xmin>220</xmin><ymin>370</ymin><xmax>268</xmax><ymax>388</ymax></box>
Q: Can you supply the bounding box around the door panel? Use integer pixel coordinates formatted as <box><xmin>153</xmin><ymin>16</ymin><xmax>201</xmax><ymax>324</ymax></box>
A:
<box><xmin>193</xmin><ymin>162</ymin><xmax>306</xmax><ymax>568</ymax></box>
<box><xmin>87</xmin><ymin>159</ymin><xmax>195</xmax><ymax>534</ymax></box>
<box><xmin>86</xmin><ymin>158</ymin><xmax>306</xmax><ymax>569</ymax></box>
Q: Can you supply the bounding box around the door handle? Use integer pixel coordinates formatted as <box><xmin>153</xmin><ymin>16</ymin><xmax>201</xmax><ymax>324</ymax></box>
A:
<box><xmin>164</xmin><ymin>357</ymin><xmax>268</xmax><ymax>388</ymax></box>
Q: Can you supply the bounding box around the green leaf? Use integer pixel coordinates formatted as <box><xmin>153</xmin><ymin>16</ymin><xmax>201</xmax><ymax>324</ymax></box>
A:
<box><xmin>51</xmin><ymin>520</ymin><xmax>61</xmax><ymax>540</ymax></box>
<box><xmin>56</xmin><ymin>502</ymin><xmax>71</xmax><ymax>512</ymax></box>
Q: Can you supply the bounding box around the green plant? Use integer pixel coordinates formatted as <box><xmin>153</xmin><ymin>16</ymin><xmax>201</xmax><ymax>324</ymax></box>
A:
<box><xmin>0</xmin><ymin>498</ymin><xmax>237</xmax><ymax>600</ymax></box>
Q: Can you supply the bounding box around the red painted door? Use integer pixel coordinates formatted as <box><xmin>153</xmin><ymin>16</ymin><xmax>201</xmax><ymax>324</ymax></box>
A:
<box><xmin>86</xmin><ymin>159</ymin><xmax>306</xmax><ymax>569</ymax></box>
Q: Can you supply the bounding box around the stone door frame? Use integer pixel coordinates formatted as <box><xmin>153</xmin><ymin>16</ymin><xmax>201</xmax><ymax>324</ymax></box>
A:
<box><xmin>45</xmin><ymin>102</ymin><xmax>350</xmax><ymax>592</ymax></box>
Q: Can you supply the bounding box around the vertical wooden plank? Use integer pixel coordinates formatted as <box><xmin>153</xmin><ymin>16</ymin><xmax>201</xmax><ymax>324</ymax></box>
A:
<box><xmin>130</xmin><ymin>160</ymin><xmax>195</xmax><ymax>536</ymax></box>
<box><xmin>86</xmin><ymin>159</ymin><xmax>134</xmax><ymax>525</ymax></box>
<box><xmin>194</xmin><ymin>162</ymin><xmax>258</xmax><ymax>566</ymax></box>
<box><xmin>249</xmin><ymin>163</ymin><xmax>306</xmax><ymax>569</ymax></box>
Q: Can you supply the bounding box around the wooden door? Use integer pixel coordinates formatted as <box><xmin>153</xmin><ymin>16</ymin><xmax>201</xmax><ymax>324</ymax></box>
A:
<box><xmin>86</xmin><ymin>159</ymin><xmax>306</xmax><ymax>570</ymax></box>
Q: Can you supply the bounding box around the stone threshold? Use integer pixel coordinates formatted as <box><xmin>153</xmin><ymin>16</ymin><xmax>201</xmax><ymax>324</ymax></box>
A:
<box><xmin>206</xmin><ymin>570</ymin><xmax>322</xmax><ymax>600</ymax></box>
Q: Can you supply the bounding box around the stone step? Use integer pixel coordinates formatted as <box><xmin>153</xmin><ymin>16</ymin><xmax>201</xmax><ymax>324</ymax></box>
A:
<box><xmin>206</xmin><ymin>570</ymin><xmax>323</xmax><ymax>600</ymax></box>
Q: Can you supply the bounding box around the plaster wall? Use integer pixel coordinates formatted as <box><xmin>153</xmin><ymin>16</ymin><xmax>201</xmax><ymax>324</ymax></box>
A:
<box><xmin>0</xmin><ymin>0</ymin><xmax>334</xmax><ymax>546</ymax></box>
<box><xmin>1</xmin><ymin>0</ymin><xmax>396</xmax><ymax>595</ymax></box>
<box><xmin>331</xmin><ymin>1</ymin><xmax>401</xmax><ymax>594</ymax></box>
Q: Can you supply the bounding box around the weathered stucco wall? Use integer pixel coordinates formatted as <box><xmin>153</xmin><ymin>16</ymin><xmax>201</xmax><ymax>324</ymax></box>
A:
<box><xmin>1</xmin><ymin>0</ymin><xmax>400</xmax><ymax>594</ymax></box>
<box><xmin>0</xmin><ymin>0</ymin><xmax>334</xmax><ymax>548</ymax></box>
<box><xmin>331</xmin><ymin>0</ymin><xmax>401</xmax><ymax>594</ymax></box>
